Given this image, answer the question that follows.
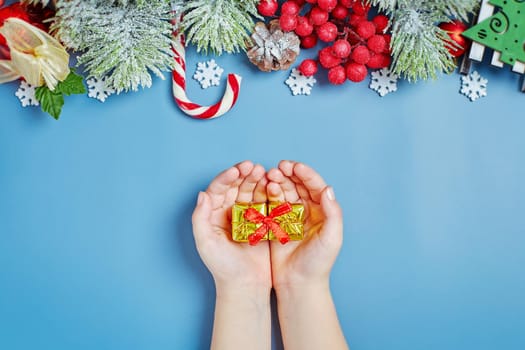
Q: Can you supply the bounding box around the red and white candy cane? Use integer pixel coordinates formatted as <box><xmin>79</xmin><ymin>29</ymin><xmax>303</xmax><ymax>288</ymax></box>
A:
<box><xmin>172</xmin><ymin>33</ymin><xmax>242</xmax><ymax>120</ymax></box>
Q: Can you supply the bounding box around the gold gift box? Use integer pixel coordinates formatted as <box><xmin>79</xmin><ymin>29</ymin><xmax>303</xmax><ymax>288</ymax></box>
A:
<box><xmin>231</xmin><ymin>202</ymin><xmax>304</xmax><ymax>243</ymax></box>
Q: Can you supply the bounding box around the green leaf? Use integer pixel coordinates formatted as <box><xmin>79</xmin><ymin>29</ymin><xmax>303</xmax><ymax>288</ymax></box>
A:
<box><xmin>35</xmin><ymin>86</ymin><xmax>65</xmax><ymax>120</ymax></box>
<box><xmin>57</xmin><ymin>71</ymin><xmax>86</xmax><ymax>96</ymax></box>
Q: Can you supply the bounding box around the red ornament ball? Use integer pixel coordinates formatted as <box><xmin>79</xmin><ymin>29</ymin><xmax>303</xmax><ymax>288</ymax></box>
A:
<box><xmin>319</xmin><ymin>47</ymin><xmax>342</xmax><ymax>68</ymax></box>
<box><xmin>331</xmin><ymin>4</ymin><xmax>349</xmax><ymax>20</ymax></box>
<box><xmin>328</xmin><ymin>65</ymin><xmax>346</xmax><ymax>85</ymax></box>
<box><xmin>317</xmin><ymin>0</ymin><xmax>337</xmax><ymax>12</ymax></box>
<box><xmin>316</xmin><ymin>21</ymin><xmax>338</xmax><ymax>42</ymax></box>
<box><xmin>295</xmin><ymin>16</ymin><xmax>314</xmax><ymax>36</ymax></box>
<box><xmin>356</xmin><ymin>21</ymin><xmax>376</xmax><ymax>39</ymax></box>
<box><xmin>350</xmin><ymin>45</ymin><xmax>370</xmax><ymax>64</ymax></box>
<box><xmin>281</xmin><ymin>1</ymin><xmax>301</xmax><ymax>15</ymax></box>
<box><xmin>298</xmin><ymin>59</ymin><xmax>318</xmax><ymax>76</ymax></box>
<box><xmin>372</xmin><ymin>14</ymin><xmax>389</xmax><ymax>33</ymax></box>
<box><xmin>367</xmin><ymin>34</ymin><xmax>386</xmax><ymax>53</ymax></box>
<box><xmin>280</xmin><ymin>13</ymin><xmax>298</xmax><ymax>31</ymax></box>
<box><xmin>438</xmin><ymin>20</ymin><xmax>469</xmax><ymax>57</ymax></box>
<box><xmin>332</xmin><ymin>39</ymin><xmax>351</xmax><ymax>58</ymax></box>
<box><xmin>309</xmin><ymin>6</ymin><xmax>329</xmax><ymax>26</ymax></box>
<box><xmin>346</xmin><ymin>62</ymin><xmax>368</xmax><ymax>82</ymax></box>
<box><xmin>257</xmin><ymin>0</ymin><xmax>278</xmax><ymax>17</ymax></box>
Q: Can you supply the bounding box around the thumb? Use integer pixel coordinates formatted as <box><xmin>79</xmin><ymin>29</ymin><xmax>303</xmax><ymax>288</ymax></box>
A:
<box><xmin>191</xmin><ymin>191</ymin><xmax>212</xmax><ymax>242</ymax></box>
<box><xmin>319</xmin><ymin>186</ymin><xmax>343</xmax><ymax>246</ymax></box>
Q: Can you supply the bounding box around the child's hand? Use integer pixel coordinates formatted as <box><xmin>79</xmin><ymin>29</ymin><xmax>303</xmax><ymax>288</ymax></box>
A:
<box><xmin>267</xmin><ymin>160</ymin><xmax>344</xmax><ymax>292</ymax></box>
<box><xmin>192</xmin><ymin>161</ymin><xmax>271</xmax><ymax>292</ymax></box>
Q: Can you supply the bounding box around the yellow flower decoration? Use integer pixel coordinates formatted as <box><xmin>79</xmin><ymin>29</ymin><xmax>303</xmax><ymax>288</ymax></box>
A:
<box><xmin>0</xmin><ymin>17</ymin><xmax>69</xmax><ymax>91</ymax></box>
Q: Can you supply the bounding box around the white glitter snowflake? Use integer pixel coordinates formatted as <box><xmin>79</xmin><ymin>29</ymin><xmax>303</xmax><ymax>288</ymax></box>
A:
<box><xmin>193</xmin><ymin>59</ymin><xmax>224</xmax><ymax>89</ymax></box>
<box><xmin>86</xmin><ymin>77</ymin><xmax>115</xmax><ymax>102</ymax></box>
<box><xmin>15</xmin><ymin>81</ymin><xmax>39</xmax><ymax>107</ymax></box>
<box><xmin>285</xmin><ymin>68</ymin><xmax>316</xmax><ymax>96</ymax></box>
<box><xmin>460</xmin><ymin>71</ymin><xmax>487</xmax><ymax>101</ymax></box>
<box><xmin>369</xmin><ymin>68</ymin><xmax>398</xmax><ymax>97</ymax></box>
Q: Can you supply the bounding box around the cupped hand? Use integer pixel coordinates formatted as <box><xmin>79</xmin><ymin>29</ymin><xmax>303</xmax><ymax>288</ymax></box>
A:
<box><xmin>192</xmin><ymin>161</ymin><xmax>271</xmax><ymax>290</ymax></box>
<box><xmin>267</xmin><ymin>160</ymin><xmax>344</xmax><ymax>291</ymax></box>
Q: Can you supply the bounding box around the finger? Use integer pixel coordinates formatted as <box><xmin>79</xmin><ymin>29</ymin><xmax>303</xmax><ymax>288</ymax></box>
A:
<box><xmin>223</xmin><ymin>161</ymin><xmax>255</xmax><ymax>207</ymax></box>
<box><xmin>206</xmin><ymin>166</ymin><xmax>240</xmax><ymax>209</ymax></box>
<box><xmin>267</xmin><ymin>181</ymin><xmax>285</xmax><ymax>203</ymax></box>
<box><xmin>278</xmin><ymin>160</ymin><xmax>295</xmax><ymax>177</ymax></box>
<box><xmin>235</xmin><ymin>160</ymin><xmax>254</xmax><ymax>178</ymax></box>
<box><xmin>237</xmin><ymin>164</ymin><xmax>265</xmax><ymax>202</ymax></box>
<box><xmin>192</xmin><ymin>191</ymin><xmax>212</xmax><ymax>244</ymax></box>
<box><xmin>253</xmin><ymin>176</ymin><xmax>268</xmax><ymax>203</ymax></box>
<box><xmin>293</xmin><ymin>163</ymin><xmax>327</xmax><ymax>204</ymax></box>
<box><xmin>267</xmin><ymin>168</ymin><xmax>300</xmax><ymax>202</ymax></box>
<box><xmin>319</xmin><ymin>186</ymin><xmax>343</xmax><ymax>247</ymax></box>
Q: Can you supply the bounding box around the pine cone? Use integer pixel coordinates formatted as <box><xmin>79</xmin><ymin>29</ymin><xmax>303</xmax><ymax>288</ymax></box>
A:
<box><xmin>247</xmin><ymin>20</ymin><xmax>301</xmax><ymax>72</ymax></box>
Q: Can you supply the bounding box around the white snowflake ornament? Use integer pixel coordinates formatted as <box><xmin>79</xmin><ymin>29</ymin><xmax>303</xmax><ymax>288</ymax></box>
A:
<box><xmin>15</xmin><ymin>81</ymin><xmax>39</xmax><ymax>107</ymax></box>
<box><xmin>370</xmin><ymin>68</ymin><xmax>398</xmax><ymax>97</ymax></box>
<box><xmin>193</xmin><ymin>59</ymin><xmax>224</xmax><ymax>89</ymax></box>
<box><xmin>285</xmin><ymin>68</ymin><xmax>316</xmax><ymax>96</ymax></box>
<box><xmin>87</xmin><ymin>77</ymin><xmax>115</xmax><ymax>102</ymax></box>
<box><xmin>460</xmin><ymin>71</ymin><xmax>487</xmax><ymax>102</ymax></box>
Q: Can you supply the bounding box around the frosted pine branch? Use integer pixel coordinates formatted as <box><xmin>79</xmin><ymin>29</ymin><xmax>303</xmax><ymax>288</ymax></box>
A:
<box><xmin>51</xmin><ymin>0</ymin><xmax>175</xmax><ymax>93</ymax></box>
<box><xmin>181</xmin><ymin>0</ymin><xmax>260</xmax><ymax>55</ymax></box>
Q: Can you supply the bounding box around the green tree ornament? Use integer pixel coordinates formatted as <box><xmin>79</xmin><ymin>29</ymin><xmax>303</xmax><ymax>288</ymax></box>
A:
<box><xmin>462</xmin><ymin>0</ymin><xmax>525</xmax><ymax>66</ymax></box>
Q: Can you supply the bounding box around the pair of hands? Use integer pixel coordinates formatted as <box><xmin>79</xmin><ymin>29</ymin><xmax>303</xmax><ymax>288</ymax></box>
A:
<box><xmin>192</xmin><ymin>160</ymin><xmax>343</xmax><ymax>294</ymax></box>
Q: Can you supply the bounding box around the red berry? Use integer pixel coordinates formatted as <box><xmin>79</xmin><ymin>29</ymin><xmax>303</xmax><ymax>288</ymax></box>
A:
<box><xmin>356</xmin><ymin>21</ymin><xmax>376</xmax><ymax>39</ymax></box>
<box><xmin>298</xmin><ymin>59</ymin><xmax>318</xmax><ymax>76</ymax></box>
<box><xmin>372</xmin><ymin>14</ymin><xmax>389</xmax><ymax>33</ymax></box>
<box><xmin>345</xmin><ymin>62</ymin><xmax>368</xmax><ymax>82</ymax></box>
<box><xmin>348</xmin><ymin>14</ymin><xmax>365</xmax><ymax>27</ymax></box>
<box><xmin>317</xmin><ymin>0</ymin><xmax>337</xmax><ymax>12</ymax></box>
<box><xmin>257</xmin><ymin>0</ymin><xmax>278</xmax><ymax>16</ymax></box>
<box><xmin>352</xmin><ymin>2</ymin><xmax>370</xmax><ymax>15</ymax></box>
<box><xmin>339</xmin><ymin>0</ymin><xmax>354</xmax><ymax>8</ymax></box>
<box><xmin>382</xmin><ymin>34</ymin><xmax>391</xmax><ymax>52</ymax></box>
<box><xmin>280</xmin><ymin>13</ymin><xmax>298</xmax><ymax>31</ymax></box>
<box><xmin>295</xmin><ymin>16</ymin><xmax>314</xmax><ymax>36</ymax></box>
<box><xmin>367</xmin><ymin>53</ymin><xmax>391</xmax><ymax>69</ymax></box>
<box><xmin>317</xmin><ymin>21</ymin><xmax>338</xmax><ymax>42</ymax></box>
<box><xmin>328</xmin><ymin>65</ymin><xmax>346</xmax><ymax>85</ymax></box>
<box><xmin>319</xmin><ymin>47</ymin><xmax>342</xmax><ymax>68</ymax></box>
<box><xmin>367</xmin><ymin>34</ymin><xmax>386</xmax><ymax>53</ymax></box>
<box><xmin>350</xmin><ymin>45</ymin><xmax>370</xmax><ymax>64</ymax></box>
<box><xmin>282</xmin><ymin>1</ymin><xmax>301</xmax><ymax>15</ymax></box>
<box><xmin>300</xmin><ymin>34</ymin><xmax>318</xmax><ymax>48</ymax></box>
<box><xmin>305</xmin><ymin>0</ymin><xmax>317</xmax><ymax>3</ymax></box>
<box><xmin>332</xmin><ymin>39</ymin><xmax>351</xmax><ymax>58</ymax></box>
<box><xmin>331</xmin><ymin>4</ymin><xmax>348</xmax><ymax>20</ymax></box>
<box><xmin>309</xmin><ymin>6</ymin><xmax>329</xmax><ymax>26</ymax></box>
<box><xmin>294</xmin><ymin>0</ymin><xmax>306</xmax><ymax>5</ymax></box>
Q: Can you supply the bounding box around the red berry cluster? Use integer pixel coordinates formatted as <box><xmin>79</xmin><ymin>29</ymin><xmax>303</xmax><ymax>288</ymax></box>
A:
<box><xmin>256</xmin><ymin>0</ymin><xmax>391</xmax><ymax>85</ymax></box>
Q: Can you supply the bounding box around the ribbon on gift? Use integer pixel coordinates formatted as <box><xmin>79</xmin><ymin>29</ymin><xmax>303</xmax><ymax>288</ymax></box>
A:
<box><xmin>244</xmin><ymin>202</ymin><xmax>293</xmax><ymax>246</ymax></box>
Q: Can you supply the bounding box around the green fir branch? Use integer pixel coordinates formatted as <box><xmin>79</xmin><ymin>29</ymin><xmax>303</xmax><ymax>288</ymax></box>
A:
<box><xmin>181</xmin><ymin>0</ymin><xmax>260</xmax><ymax>55</ymax></box>
<box><xmin>51</xmin><ymin>0</ymin><xmax>175</xmax><ymax>93</ymax></box>
<box><xmin>367</xmin><ymin>0</ymin><xmax>478</xmax><ymax>81</ymax></box>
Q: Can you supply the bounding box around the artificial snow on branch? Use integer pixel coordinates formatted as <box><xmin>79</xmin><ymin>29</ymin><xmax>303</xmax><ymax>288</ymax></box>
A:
<box><xmin>367</xmin><ymin>0</ymin><xmax>478</xmax><ymax>81</ymax></box>
<box><xmin>51</xmin><ymin>0</ymin><xmax>175</xmax><ymax>93</ymax></box>
<box><xmin>181</xmin><ymin>0</ymin><xmax>260</xmax><ymax>55</ymax></box>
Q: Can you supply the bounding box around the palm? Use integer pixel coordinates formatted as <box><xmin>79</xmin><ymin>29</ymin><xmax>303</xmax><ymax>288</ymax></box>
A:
<box><xmin>193</xmin><ymin>161</ymin><xmax>271</xmax><ymax>288</ymax></box>
<box><xmin>267</xmin><ymin>161</ymin><xmax>341</xmax><ymax>288</ymax></box>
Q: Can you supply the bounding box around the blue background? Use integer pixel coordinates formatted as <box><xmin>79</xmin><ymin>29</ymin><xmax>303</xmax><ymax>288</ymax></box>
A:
<box><xmin>1</xmin><ymin>40</ymin><xmax>525</xmax><ymax>349</ymax></box>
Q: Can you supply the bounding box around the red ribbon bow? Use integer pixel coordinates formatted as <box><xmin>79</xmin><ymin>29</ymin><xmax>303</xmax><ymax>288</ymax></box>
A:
<box><xmin>243</xmin><ymin>202</ymin><xmax>293</xmax><ymax>246</ymax></box>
